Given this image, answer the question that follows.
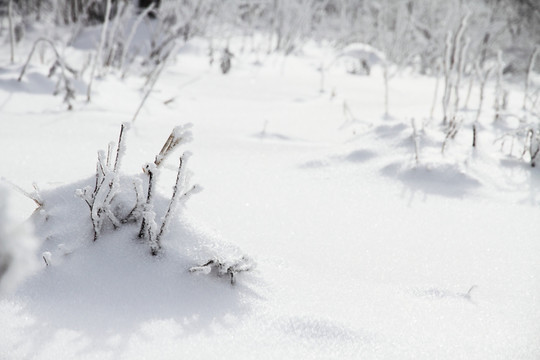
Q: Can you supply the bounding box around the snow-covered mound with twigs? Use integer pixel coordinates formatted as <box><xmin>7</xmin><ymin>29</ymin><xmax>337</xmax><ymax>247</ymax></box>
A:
<box><xmin>0</xmin><ymin>21</ymin><xmax>539</xmax><ymax>360</ymax></box>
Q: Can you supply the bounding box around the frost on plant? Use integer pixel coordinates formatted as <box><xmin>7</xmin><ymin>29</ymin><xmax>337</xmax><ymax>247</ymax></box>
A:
<box><xmin>151</xmin><ymin>152</ymin><xmax>202</xmax><ymax>255</ymax></box>
<box><xmin>189</xmin><ymin>256</ymin><xmax>255</xmax><ymax>285</ymax></box>
<box><xmin>138</xmin><ymin>124</ymin><xmax>196</xmax><ymax>254</ymax></box>
<box><xmin>76</xmin><ymin>122</ymin><xmax>198</xmax><ymax>247</ymax></box>
<box><xmin>77</xmin><ymin>123</ymin><xmax>129</xmax><ymax>241</ymax></box>
<box><xmin>73</xmin><ymin>122</ymin><xmax>252</xmax><ymax>283</ymax></box>
<box><xmin>18</xmin><ymin>38</ymin><xmax>78</xmax><ymax>110</ymax></box>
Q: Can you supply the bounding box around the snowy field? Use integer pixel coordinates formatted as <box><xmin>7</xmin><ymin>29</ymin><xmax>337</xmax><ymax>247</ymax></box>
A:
<box><xmin>1</xmin><ymin>25</ymin><xmax>539</xmax><ymax>359</ymax></box>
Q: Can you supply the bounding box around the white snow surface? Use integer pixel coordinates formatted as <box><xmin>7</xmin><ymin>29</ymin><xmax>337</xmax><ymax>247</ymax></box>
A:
<box><xmin>0</xmin><ymin>29</ymin><xmax>539</xmax><ymax>360</ymax></box>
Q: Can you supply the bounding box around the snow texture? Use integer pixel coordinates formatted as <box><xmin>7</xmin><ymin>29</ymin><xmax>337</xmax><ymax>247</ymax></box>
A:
<box><xmin>0</xmin><ymin>22</ymin><xmax>539</xmax><ymax>360</ymax></box>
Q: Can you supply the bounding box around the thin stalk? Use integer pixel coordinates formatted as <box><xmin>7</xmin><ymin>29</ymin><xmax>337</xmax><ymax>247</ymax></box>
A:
<box><xmin>87</xmin><ymin>0</ymin><xmax>112</xmax><ymax>102</ymax></box>
<box><xmin>8</xmin><ymin>0</ymin><xmax>15</xmax><ymax>63</ymax></box>
<box><xmin>524</xmin><ymin>46</ymin><xmax>539</xmax><ymax>111</ymax></box>
<box><xmin>120</xmin><ymin>3</ymin><xmax>155</xmax><ymax>75</ymax></box>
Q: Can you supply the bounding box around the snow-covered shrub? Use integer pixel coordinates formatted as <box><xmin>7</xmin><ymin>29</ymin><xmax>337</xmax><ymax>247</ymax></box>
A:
<box><xmin>137</xmin><ymin>124</ymin><xmax>201</xmax><ymax>255</ymax></box>
<box><xmin>77</xmin><ymin>123</ymin><xmax>200</xmax><ymax>255</ymax></box>
<box><xmin>77</xmin><ymin>123</ymin><xmax>128</xmax><ymax>241</ymax></box>
<box><xmin>71</xmin><ymin>122</ymin><xmax>254</xmax><ymax>283</ymax></box>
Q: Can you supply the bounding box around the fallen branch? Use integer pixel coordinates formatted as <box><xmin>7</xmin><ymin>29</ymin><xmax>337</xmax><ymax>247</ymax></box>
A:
<box><xmin>189</xmin><ymin>256</ymin><xmax>254</xmax><ymax>285</ymax></box>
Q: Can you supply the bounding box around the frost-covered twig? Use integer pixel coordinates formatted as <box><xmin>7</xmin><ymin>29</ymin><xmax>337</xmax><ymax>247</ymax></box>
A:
<box><xmin>189</xmin><ymin>256</ymin><xmax>255</xmax><ymax>285</ymax></box>
<box><xmin>152</xmin><ymin>153</ymin><xmax>201</xmax><ymax>255</ymax></box>
<box><xmin>441</xmin><ymin>13</ymin><xmax>470</xmax><ymax>125</ymax></box>
<box><xmin>441</xmin><ymin>31</ymin><xmax>453</xmax><ymax>125</ymax></box>
<box><xmin>493</xmin><ymin>50</ymin><xmax>504</xmax><ymax>122</ymax></box>
<box><xmin>383</xmin><ymin>60</ymin><xmax>390</xmax><ymax>117</ymax></box>
<box><xmin>493</xmin><ymin>121</ymin><xmax>540</xmax><ymax>165</ymax></box>
<box><xmin>0</xmin><ymin>178</ymin><xmax>43</xmax><ymax>208</ymax></box>
<box><xmin>120</xmin><ymin>2</ymin><xmax>155</xmax><ymax>76</ymax></box>
<box><xmin>453</xmin><ymin>36</ymin><xmax>470</xmax><ymax>112</ymax></box>
<box><xmin>155</xmin><ymin>124</ymin><xmax>193</xmax><ymax>167</ymax></box>
<box><xmin>524</xmin><ymin>46</ymin><xmax>539</xmax><ymax>111</ymax></box>
<box><xmin>77</xmin><ymin>123</ymin><xmax>129</xmax><ymax>241</ymax></box>
<box><xmin>114</xmin><ymin>122</ymin><xmax>129</xmax><ymax>172</ymax></box>
<box><xmin>122</xmin><ymin>178</ymin><xmax>145</xmax><ymax>224</ymax></box>
<box><xmin>411</xmin><ymin>118</ymin><xmax>420</xmax><ymax>164</ymax></box>
<box><xmin>139</xmin><ymin>125</ymin><xmax>194</xmax><ymax>244</ymax></box>
<box><xmin>87</xmin><ymin>0</ymin><xmax>112</xmax><ymax>102</ymax></box>
<box><xmin>430</xmin><ymin>59</ymin><xmax>441</xmax><ymax>120</ymax></box>
<box><xmin>464</xmin><ymin>66</ymin><xmax>475</xmax><ymax>110</ymax></box>
<box><xmin>442</xmin><ymin>117</ymin><xmax>463</xmax><ymax>154</ymax></box>
<box><xmin>472</xmin><ymin>63</ymin><xmax>493</xmax><ymax>148</ymax></box>
<box><xmin>525</xmin><ymin>128</ymin><xmax>540</xmax><ymax>167</ymax></box>
<box><xmin>19</xmin><ymin>38</ymin><xmax>76</xmax><ymax>110</ymax></box>
<box><xmin>138</xmin><ymin>163</ymin><xmax>157</xmax><ymax>241</ymax></box>
<box><xmin>103</xmin><ymin>0</ymin><xmax>129</xmax><ymax>70</ymax></box>
<box><xmin>8</xmin><ymin>0</ymin><xmax>15</xmax><ymax>63</ymax></box>
<box><xmin>132</xmin><ymin>44</ymin><xmax>177</xmax><ymax>123</ymax></box>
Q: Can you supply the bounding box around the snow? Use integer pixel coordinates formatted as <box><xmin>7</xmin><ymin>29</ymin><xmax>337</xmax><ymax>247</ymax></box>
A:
<box><xmin>0</xmin><ymin>26</ymin><xmax>539</xmax><ymax>360</ymax></box>
<box><xmin>0</xmin><ymin>185</ymin><xmax>39</xmax><ymax>294</ymax></box>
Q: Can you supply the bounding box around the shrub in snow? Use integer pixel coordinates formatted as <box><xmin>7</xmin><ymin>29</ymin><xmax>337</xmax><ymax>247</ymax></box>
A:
<box><xmin>220</xmin><ymin>47</ymin><xmax>233</xmax><ymax>74</ymax></box>
<box><xmin>77</xmin><ymin>123</ymin><xmax>197</xmax><ymax>252</ymax></box>
<box><xmin>73</xmin><ymin>122</ymin><xmax>253</xmax><ymax>283</ymax></box>
<box><xmin>137</xmin><ymin>125</ymin><xmax>201</xmax><ymax>255</ymax></box>
<box><xmin>77</xmin><ymin>123</ymin><xmax>129</xmax><ymax>241</ymax></box>
<box><xmin>18</xmin><ymin>38</ymin><xmax>77</xmax><ymax>110</ymax></box>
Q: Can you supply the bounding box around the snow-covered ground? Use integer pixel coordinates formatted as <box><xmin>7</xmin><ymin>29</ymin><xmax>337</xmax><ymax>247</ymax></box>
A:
<box><xmin>1</xmin><ymin>27</ymin><xmax>539</xmax><ymax>359</ymax></box>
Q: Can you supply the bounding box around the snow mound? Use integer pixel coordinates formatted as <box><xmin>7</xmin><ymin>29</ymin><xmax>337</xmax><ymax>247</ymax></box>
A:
<box><xmin>13</xmin><ymin>176</ymin><xmax>257</xmax><ymax>332</ymax></box>
<box><xmin>381</xmin><ymin>162</ymin><xmax>481</xmax><ymax>198</ymax></box>
<box><xmin>0</xmin><ymin>185</ymin><xmax>39</xmax><ymax>294</ymax></box>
